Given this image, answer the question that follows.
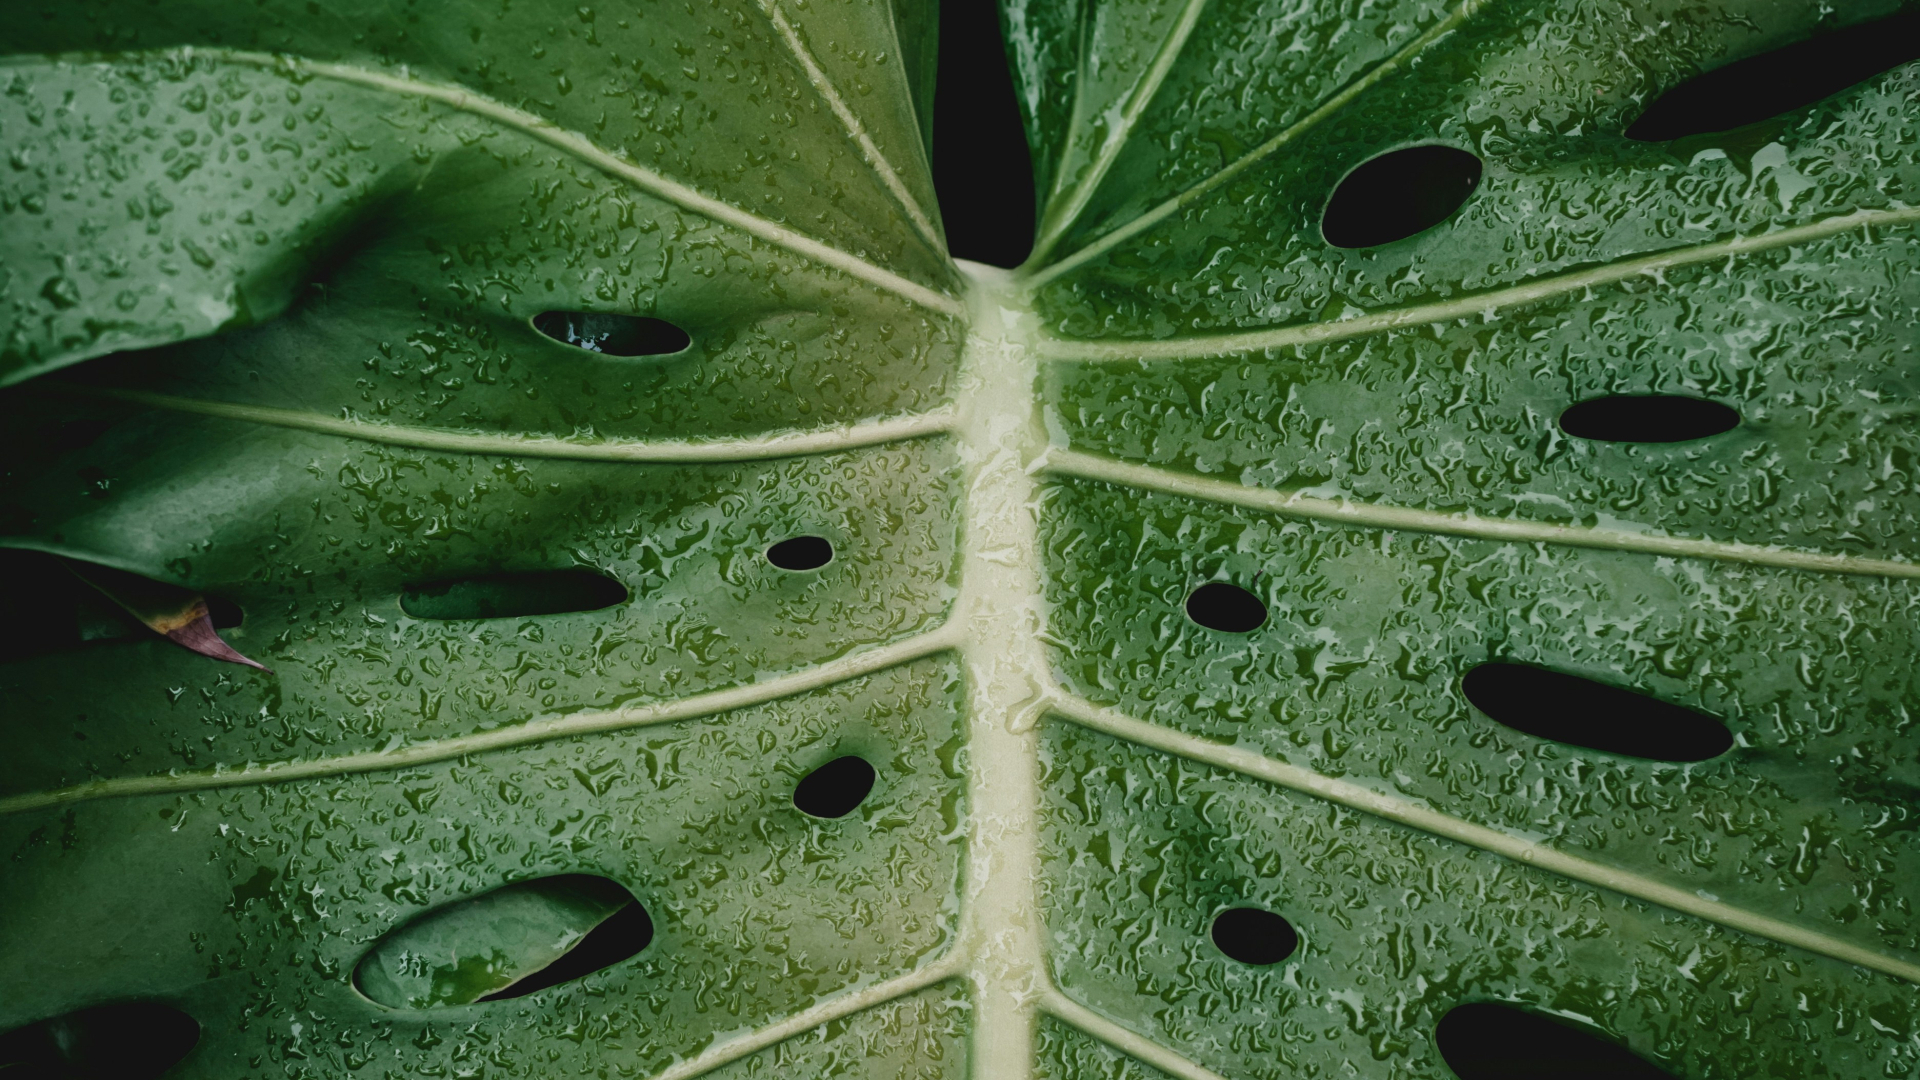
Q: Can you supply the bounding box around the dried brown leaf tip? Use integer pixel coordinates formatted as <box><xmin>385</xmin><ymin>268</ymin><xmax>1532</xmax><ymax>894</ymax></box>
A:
<box><xmin>63</xmin><ymin>559</ymin><xmax>270</xmax><ymax>672</ymax></box>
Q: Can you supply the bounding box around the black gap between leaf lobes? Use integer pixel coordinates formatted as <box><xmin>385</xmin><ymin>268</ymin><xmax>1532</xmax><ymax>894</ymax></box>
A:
<box><xmin>793</xmin><ymin>755</ymin><xmax>877</xmax><ymax>819</ymax></box>
<box><xmin>1462</xmin><ymin>663</ymin><xmax>1733</xmax><ymax>763</ymax></box>
<box><xmin>1210</xmin><ymin>907</ymin><xmax>1299</xmax><ymax>965</ymax></box>
<box><xmin>767</xmin><ymin>535</ymin><xmax>834</xmax><ymax>571</ymax></box>
<box><xmin>1627</xmin><ymin>10</ymin><xmax>1920</xmax><ymax>141</ymax></box>
<box><xmin>1559</xmin><ymin>395</ymin><xmax>1740</xmax><ymax>444</ymax></box>
<box><xmin>533</xmin><ymin>311</ymin><xmax>690</xmax><ymax>356</ymax></box>
<box><xmin>1322</xmin><ymin>145</ymin><xmax>1482</xmax><ymax>249</ymax></box>
<box><xmin>0</xmin><ymin>1002</ymin><xmax>200</xmax><ymax>1080</ymax></box>
<box><xmin>1436</xmin><ymin>1002</ymin><xmax>1676</xmax><ymax>1079</ymax></box>
<box><xmin>932</xmin><ymin>0</ymin><xmax>1034</xmax><ymax>267</ymax></box>
<box><xmin>400</xmin><ymin>569</ymin><xmax>627</xmax><ymax>621</ymax></box>
<box><xmin>1186</xmin><ymin>582</ymin><xmax>1267</xmax><ymax>634</ymax></box>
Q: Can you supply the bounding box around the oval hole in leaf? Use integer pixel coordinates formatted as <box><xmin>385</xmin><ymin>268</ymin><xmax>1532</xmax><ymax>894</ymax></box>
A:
<box><xmin>793</xmin><ymin>755</ymin><xmax>877</xmax><ymax>819</ymax></box>
<box><xmin>532</xmin><ymin>311</ymin><xmax>691</xmax><ymax>356</ymax></box>
<box><xmin>0</xmin><ymin>1001</ymin><xmax>200</xmax><ymax>1080</ymax></box>
<box><xmin>1558</xmin><ymin>395</ymin><xmax>1740</xmax><ymax>444</ymax></box>
<box><xmin>1436</xmin><ymin>1002</ymin><xmax>1675</xmax><ymax>1079</ymax></box>
<box><xmin>1626</xmin><ymin>10</ymin><xmax>1920</xmax><ymax>141</ymax></box>
<box><xmin>400</xmin><ymin>570</ymin><xmax>626</xmax><ymax>621</ymax></box>
<box><xmin>766</xmin><ymin>535</ymin><xmax>834</xmax><ymax>571</ymax></box>
<box><xmin>354</xmin><ymin>874</ymin><xmax>649</xmax><ymax>1009</ymax></box>
<box><xmin>1462</xmin><ymin>663</ymin><xmax>1733</xmax><ymax>763</ymax></box>
<box><xmin>1322</xmin><ymin>145</ymin><xmax>1482</xmax><ymax>249</ymax></box>
<box><xmin>1186</xmin><ymin>582</ymin><xmax>1267</xmax><ymax>634</ymax></box>
<box><xmin>1209</xmin><ymin>907</ymin><xmax>1298</xmax><ymax>966</ymax></box>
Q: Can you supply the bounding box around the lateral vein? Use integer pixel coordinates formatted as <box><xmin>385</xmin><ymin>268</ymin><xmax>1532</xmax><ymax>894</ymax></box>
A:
<box><xmin>0</xmin><ymin>626</ymin><xmax>962</xmax><ymax>816</ymax></box>
<box><xmin>52</xmin><ymin>385</ymin><xmax>956</xmax><ymax>463</ymax></box>
<box><xmin>1044</xmin><ymin>448</ymin><xmax>1920</xmax><ymax>579</ymax></box>
<box><xmin>1024</xmin><ymin>0</ymin><xmax>1487</xmax><ymax>286</ymax></box>
<box><xmin>1037</xmin><ymin>205</ymin><xmax>1920</xmax><ymax>360</ymax></box>
<box><xmin>1049</xmin><ymin>693</ymin><xmax>1920</xmax><ymax>986</ymax></box>
<box><xmin>755</xmin><ymin>0</ymin><xmax>945</xmax><ymax>251</ymax></box>
<box><xmin>1040</xmin><ymin>989</ymin><xmax>1234</xmax><ymax>1080</ymax></box>
<box><xmin>1027</xmin><ymin>0</ymin><xmax>1211</xmax><ymax>264</ymax></box>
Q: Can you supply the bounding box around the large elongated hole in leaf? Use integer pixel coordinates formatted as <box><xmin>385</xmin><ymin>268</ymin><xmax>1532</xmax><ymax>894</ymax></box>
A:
<box><xmin>0</xmin><ymin>550</ymin><xmax>255</xmax><ymax>668</ymax></box>
<box><xmin>1462</xmin><ymin>663</ymin><xmax>1732</xmax><ymax>763</ymax></box>
<box><xmin>1436</xmin><ymin>1002</ymin><xmax>1675</xmax><ymax>1079</ymax></box>
<box><xmin>1186</xmin><ymin>582</ymin><xmax>1267</xmax><ymax>634</ymax></box>
<box><xmin>1210</xmin><ymin>907</ymin><xmax>1299</xmax><ymax>965</ymax></box>
<box><xmin>793</xmin><ymin>755</ymin><xmax>877</xmax><ymax>819</ymax></box>
<box><xmin>932</xmin><ymin>0</ymin><xmax>1034</xmax><ymax>266</ymax></box>
<box><xmin>766</xmin><ymin>535</ymin><xmax>834</xmax><ymax>571</ymax></box>
<box><xmin>0</xmin><ymin>1001</ymin><xmax>200</xmax><ymax>1080</ymax></box>
<box><xmin>531</xmin><ymin>311</ymin><xmax>691</xmax><ymax>356</ymax></box>
<box><xmin>1322</xmin><ymin>145</ymin><xmax>1482</xmax><ymax>249</ymax></box>
<box><xmin>354</xmin><ymin>874</ymin><xmax>649</xmax><ymax>1009</ymax></box>
<box><xmin>400</xmin><ymin>570</ymin><xmax>626</xmax><ymax>620</ymax></box>
<box><xmin>1626</xmin><ymin>10</ymin><xmax>1920</xmax><ymax>141</ymax></box>
<box><xmin>1559</xmin><ymin>395</ymin><xmax>1740</xmax><ymax>444</ymax></box>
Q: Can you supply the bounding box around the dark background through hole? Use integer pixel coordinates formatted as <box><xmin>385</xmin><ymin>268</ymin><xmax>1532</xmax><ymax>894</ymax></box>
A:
<box><xmin>933</xmin><ymin>0</ymin><xmax>1034</xmax><ymax>267</ymax></box>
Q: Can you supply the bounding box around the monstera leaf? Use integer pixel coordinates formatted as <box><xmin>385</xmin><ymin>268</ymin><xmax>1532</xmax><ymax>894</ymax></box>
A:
<box><xmin>2</xmin><ymin>2</ymin><xmax>1916</xmax><ymax>1079</ymax></box>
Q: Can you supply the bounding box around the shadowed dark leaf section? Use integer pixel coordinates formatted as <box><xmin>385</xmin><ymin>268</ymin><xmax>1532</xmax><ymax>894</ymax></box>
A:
<box><xmin>1437</xmin><ymin>1002</ymin><xmax>1676</xmax><ymax>1079</ymax></box>
<box><xmin>532</xmin><ymin>311</ymin><xmax>691</xmax><ymax>356</ymax></box>
<box><xmin>1559</xmin><ymin>395</ymin><xmax>1740</xmax><ymax>444</ymax></box>
<box><xmin>1210</xmin><ymin>907</ymin><xmax>1298</xmax><ymax>966</ymax></box>
<box><xmin>400</xmin><ymin>570</ymin><xmax>627</xmax><ymax>620</ymax></box>
<box><xmin>932</xmin><ymin>0</ymin><xmax>1034</xmax><ymax>266</ymax></box>
<box><xmin>766</xmin><ymin>535</ymin><xmax>834</xmax><ymax>571</ymax></box>
<box><xmin>1462</xmin><ymin>663</ymin><xmax>1732</xmax><ymax>762</ymax></box>
<box><xmin>1186</xmin><ymin>582</ymin><xmax>1267</xmax><ymax>633</ymax></box>
<box><xmin>1322</xmin><ymin>145</ymin><xmax>1482</xmax><ymax>249</ymax></box>
<box><xmin>0</xmin><ymin>1002</ymin><xmax>200</xmax><ymax>1080</ymax></box>
<box><xmin>793</xmin><ymin>755</ymin><xmax>877</xmax><ymax>819</ymax></box>
<box><xmin>1627</xmin><ymin>10</ymin><xmax>1920</xmax><ymax>141</ymax></box>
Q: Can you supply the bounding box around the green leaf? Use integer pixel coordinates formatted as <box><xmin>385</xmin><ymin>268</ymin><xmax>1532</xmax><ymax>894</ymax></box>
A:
<box><xmin>3</xmin><ymin>2</ymin><xmax>1917</xmax><ymax>1080</ymax></box>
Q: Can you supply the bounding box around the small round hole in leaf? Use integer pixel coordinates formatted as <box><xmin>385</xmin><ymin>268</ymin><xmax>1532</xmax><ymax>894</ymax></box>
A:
<box><xmin>532</xmin><ymin>311</ymin><xmax>691</xmax><ymax>356</ymax></box>
<box><xmin>793</xmin><ymin>755</ymin><xmax>876</xmax><ymax>819</ymax></box>
<box><xmin>766</xmin><ymin>535</ymin><xmax>834</xmax><ymax>571</ymax></box>
<box><xmin>1558</xmin><ymin>395</ymin><xmax>1739</xmax><ymax>444</ymax></box>
<box><xmin>1322</xmin><ymin>145</ymin><xmax>1482</xmax><ymax>249</ymax></box>
<box><xmin>1436</xmin><ymin>1002</ymin><xmax>1675</xmax><ymax>1079</ymax></box>
<box><xmin>0</xmin><ymin>1001</ymin><xmax>200</xmax><ymax>1080</ymax></box>
<box><xmin>1210</xmin><ymin>907</ymin><xmax>1298</xmax><ymax>966</ymax></box>
<box><xmin>1186</xmin><ymin>582</ymin><xmax>1267</xmax><ymax>633</ymax></box>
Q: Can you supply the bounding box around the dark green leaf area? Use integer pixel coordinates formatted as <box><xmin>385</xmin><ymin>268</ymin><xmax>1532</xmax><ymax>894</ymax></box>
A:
<box><xmin>1040</xmin><ymin>480</ymin><xmax>1920</xmax><ymax>956</ymax></box>
<box><xmin>1047</xmin><ymin>229</ymin><xmax>1920</xmax><ymax>556</ymax></box>
<box><xmin>0</xmin><ymin>659</ymin><xmax>964</xmax><ymax>1077</ymax></box>
<box><xmin>1038</xmin><ymin>725</ymin><xmax>1918</xmax><ymax>1080</ymax></box>
<box><xmin>0</xmin><ymin>433</ymin><xmax>956</xmax><ymax>799</ymax></box>
<box><xmin>1</xmin><ymin>59</ymin><xmax>961</xmax><ymax>436</ymax></box>
<box><xmin>2</xmin><ymin>10</ymin><xmax>953</xmax><ymax>318</ymax></box>
<box><xmin>353</xmin><ymin>875</ymin><xmax>642</xmax><ymax>1009</ymax></box>
<box><xmin>1033</xmin><ymin>4</ymin><xmax>1920</xmax><ymax>338</ymax></box>
<box><xmin>0</xmin><ymin>1002</ymin><xmax>199</xmax><ymax>1080</ymax></box>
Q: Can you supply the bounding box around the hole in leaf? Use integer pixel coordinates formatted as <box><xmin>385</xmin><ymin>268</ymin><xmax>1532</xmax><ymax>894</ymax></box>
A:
<box><xmin>1322</xmin><ymin>145</ymin><xmax>1482</xmax><ymax>249</ymax></box>
<box><xmin>532</xmin><ymin>311</ymin><xmax>691</xmax><ymax>356</ymax></box>
<box><xmin>1626</xmin><ymin>10</ymin><xmax>1920</xmax><ymax>141</ymax></box>
<box><xmin>1210</xmin><ymin>907</ymin><xmax>1298</xmax><ymax>966</ymax></box>
<box><xmin>400</xmin><ymin>570</ymin><xmax>626</xmax><ymax>621</ymax></box>
<box><xmin>932</xmin><ymin>0</ymin><xmax>1034</xmax><ymax>267</ymax></box>
<box><xmin>1462</xmin><ymin>663</ymin><xmax>1733</xmax><ymax>763</ymax></box>
<box><xmin>354</xmin><ymin>874</ymin><xmax>648</xmax><ymax>1009</ymax></box>
<box><xmin>766</xmin><ymin>535</ymin><xmax>834</xmax><ymax>571</ymax></box>
<box><xmin>1436</xmin><ymin>1002</ymin><xmax>1675</xmax><ymax>1079</ymax></box>
<box><xmin>793</xmin><ymin>755</ymin><xmax>877</xmax><ymax>819</ymax></box>
<box><xmin>0</xmin><ymin>1001</ymin><xmax>200</xmax><ymax>1080</ymax></box>
<box><xmin>1185</xmin><ymin>582</ymin><xmax>1267</xmax><ymax>634</ymax></box>
<box><xmin>1558</xmin><ymin>395</ymin><xmax>1740</xmax><ymax>444</ymax></box>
